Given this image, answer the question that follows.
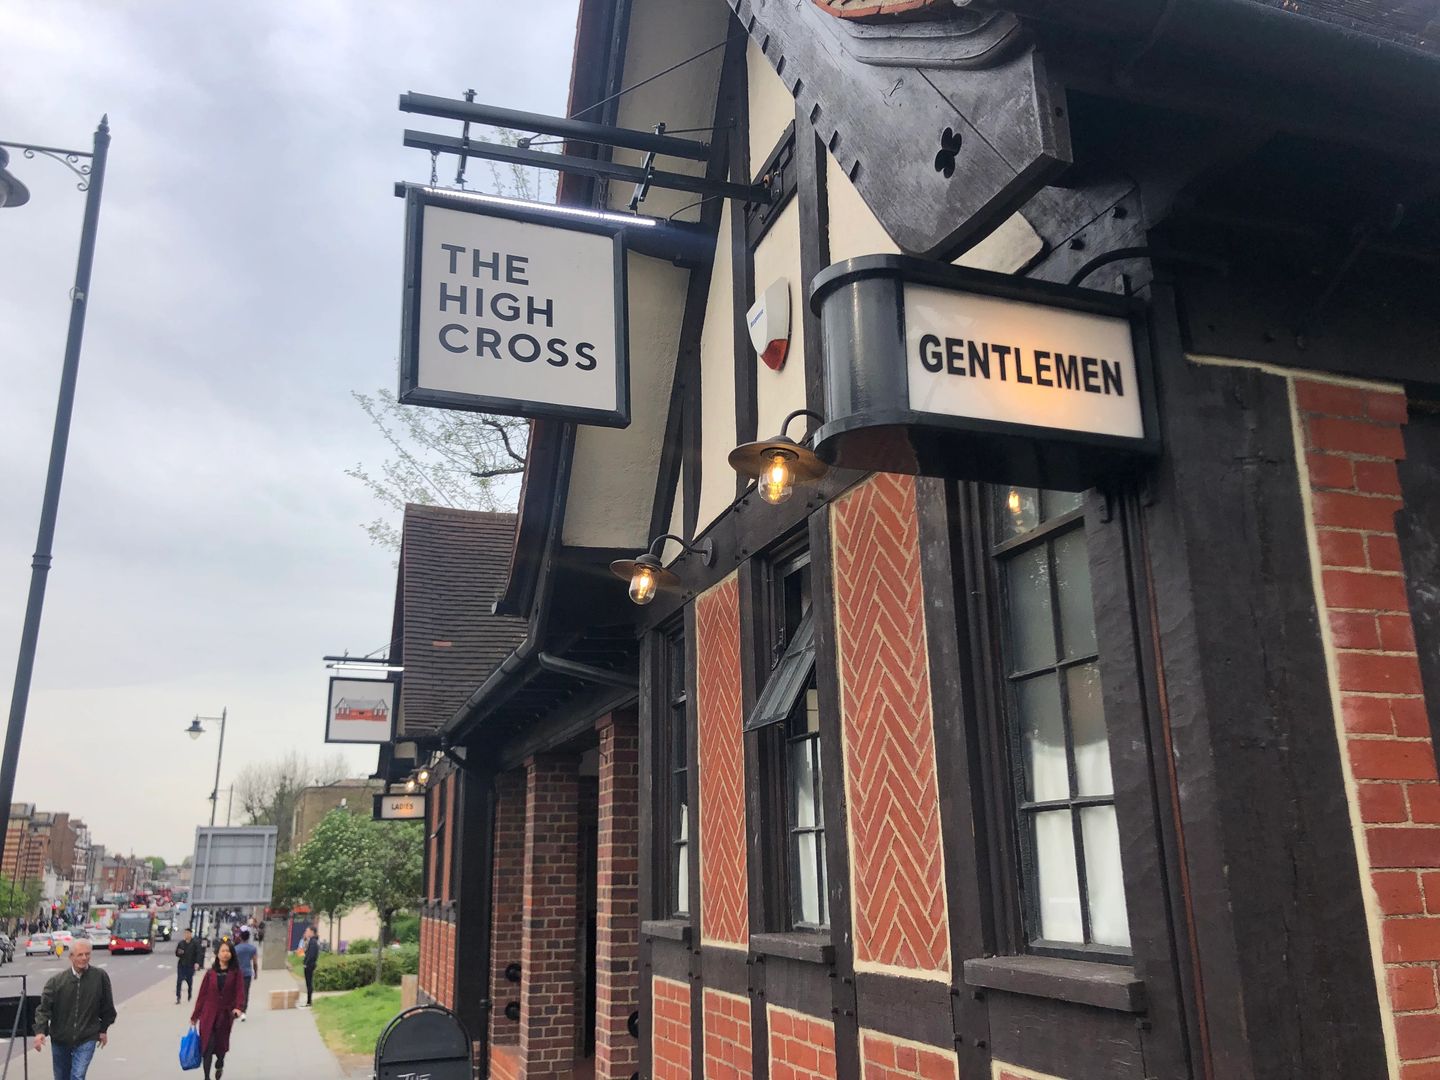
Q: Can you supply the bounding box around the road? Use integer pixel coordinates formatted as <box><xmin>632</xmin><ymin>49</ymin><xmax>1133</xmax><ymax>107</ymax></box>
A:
<box><xmin>0</xmin><ymin>941</ymin><xmax>174</xmax><ymax>1007</ymax></box>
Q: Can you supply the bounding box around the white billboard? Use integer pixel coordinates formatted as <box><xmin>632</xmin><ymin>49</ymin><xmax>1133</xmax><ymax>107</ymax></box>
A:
<box><xmin>191</xmin><ymin>827</ymin><xmax>277</xmax><ymax>907</ymax></box>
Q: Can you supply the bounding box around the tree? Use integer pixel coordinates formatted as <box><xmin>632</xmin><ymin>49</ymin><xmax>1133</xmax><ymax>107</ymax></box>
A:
<box><xmin>0</xmin><ymin>878</ymin><xmax>41</xmax><ymax>921</ymax></box>
<box><xmin>345</xmin><ymin>391</ymin><xmax>528</xmax><ymax>550</ymax></box>
<box><xmin>233</xmin><ymin>751</ymin><xmax>349</xmax><ymax>853</ymax></box>
<box><xmin>346</xmin><ymin>126</ymin><xmax>552</xmax><ymax>551</ymax></box>
<box><xmin>141</xmin><ymin>856</ymin><xmax>167</xmax><ymax>878</ymax></box>
<box><xmin>355</xmin><ymin>818</ymin><xmax>424</xmax><ymax>982</ymax></box>
<box><xmin>289</xmin><ymin>809</ymin><xmax>366</xmax><ymax>948</ymax></box>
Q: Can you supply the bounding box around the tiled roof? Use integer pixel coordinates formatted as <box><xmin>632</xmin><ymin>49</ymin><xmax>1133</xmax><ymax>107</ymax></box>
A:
<box><xmin>394</xmin><ymin>505</ymin><xmax>528</xmax><ymax>735</ymax></box>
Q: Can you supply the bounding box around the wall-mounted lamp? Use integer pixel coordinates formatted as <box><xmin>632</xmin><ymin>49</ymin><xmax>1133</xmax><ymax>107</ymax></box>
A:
<box><xmin>728</xmin><ymin>409</ymin><xmax>829</xmax><ymax>505</ymax></box>
<box><xmin>416</xmin><ymin>768</ymin><xmax>430</xmax><ymax>786</ymax></box>
<box><xmin>610</xmin><ymin>534</ymin><xmax>716</xmax><ymax>606</ymax></box>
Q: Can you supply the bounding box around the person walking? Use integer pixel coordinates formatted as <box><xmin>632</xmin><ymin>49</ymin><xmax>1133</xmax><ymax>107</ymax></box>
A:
<box><xmin>298</xmin><ymin>926</ymin><xmax>319</xmax><ymax>1008</ymax></box>
<box><xmin>190</xmin><ymin>940</ymin><xmax>243</xmax><ymax>1080</ymax></box>
<box><xmin>233</xmin><ymin>927</ymin><xmax>258</xmax><ymax>1020</ymax></box>
<box><xmin>32</xmin><ymin>939</ymin><xmax>116</xmax><ymax>1080</ymax></box>
<box><xmin>175</xmin><ymin>928</ymin><xmax>203</xmax><ymax>1004</ymax></box>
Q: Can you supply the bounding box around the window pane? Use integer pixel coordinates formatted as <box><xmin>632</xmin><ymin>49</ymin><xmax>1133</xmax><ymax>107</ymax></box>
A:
<box><xmin>793</xmin><ymin>831</ymin><xmax>823</xmax><ymax>926</ymax></box>
<box><xmin>1006</xmin><ymin>546</ymin><xmax>1055</xmax><ymax>671</ymax></box>
<box><xmin>675</xmin><ymin>840</ymin><xmax>689</xmax><ymax>915</ymax></box>
<box><xmin>1042</xmin><ymin>490</ymin><xmax>1083</xmax><ymax>520</ymax></box>
<box><xmin>1068</xmin><ymin>664</ymin><xmax>1112</xmax><ymax>797</ymax></box>
<box><xmin>1032</xmin><ymin>810</ymin><xmax>1083</xmax><ymax>943</ymax></box>
<box><xmin>802</xmin><ymin>688</ymin><xmax>820</xmax><ymax>734</ymax></box>
<box><xmin>1017</xmin><ymin>674</ymin><xmax>1068</xmax><ymax>802</ymax></box>
<box><xmin>1053</xmin><ymin>528</ymin><xmax>1096</xmax><ymax>658</ymax></box>
<box><xmin>1081</xmin><ymin>805</ymin><xmax>1130</xmax><ymax>948</ymax></box>
<box><xmin>672</xmin><ymin>705</ymin><xmax>688</xmax><ymax>768</ymax></box>
<box><xmin>997</xmin><ymin>486</ymin><xmax>1039</xmax><ymax>537</ymax></box>
<box><xmin>790</xmin><ymin>739</ymin><xmax>818</xmax><ymax>828</ymax></box>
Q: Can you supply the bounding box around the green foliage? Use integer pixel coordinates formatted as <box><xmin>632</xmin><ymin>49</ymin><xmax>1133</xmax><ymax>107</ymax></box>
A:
<box><xmin>235</xmin><ymin>751</ymin><xmax>349</xmax><ymax>853</ymax></box>
<box><xmin>312</xmin><ymin>983</ymin><xmax>402</xmax><ymax>1056</ymax></box>
<box><xmin>354</xmin><ymin>818</ymin><xmax>423</xmax><ymax>981</ymax></box>
<box><xmin>346</xmin><ymin>938</ymin><xmax>376</xmax><ymax>955</ymax></box>
<box><xmin>389</xmin><ymin>913</ymin><xmax>418</xmax><ymax>944</ymax></box>
<box><xmin>141</xmin><ymin>856</ymin><xmax>167</xmax><ymax>877</ymax></box>
<box><xmin>0</xmin><ymin>879</ymin><xmax>41</xmax><ymax>920</ymax></box>
<box><xmin>305</xmin><ymin>943</ymin><xmax>418</xmax><ymax>991</ymax></box>
<box><xmin>289</xmin><ymin>809</ymin><xmax>367</xmax><ymax>936</ymax></box>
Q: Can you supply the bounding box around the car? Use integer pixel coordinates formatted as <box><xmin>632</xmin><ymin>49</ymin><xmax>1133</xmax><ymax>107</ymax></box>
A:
<box><xmin>24</xmin><ymin>933</ymin><xmax>56</xmax><ymax>956</ymax></box>
<box><xmin>85</xmin><ymin>927</ymin><xmax>110</xmax><ymax>950</ymax></box>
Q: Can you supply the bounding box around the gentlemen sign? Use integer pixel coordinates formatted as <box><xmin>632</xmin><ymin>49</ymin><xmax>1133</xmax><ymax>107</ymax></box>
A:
<box><xmin>399</xmin><ymin>185</ymin><xmax>631</xmax><ymax>427</ymax></box>
<box><xmin>809</xmin><ymin>256</ymin><xmax>1157</xmax><ymax>489</ymax></box>
<box><xmin>374</xmin><ymin>793</ymin><xmax>427</xmax><ymax>821</ymax></box>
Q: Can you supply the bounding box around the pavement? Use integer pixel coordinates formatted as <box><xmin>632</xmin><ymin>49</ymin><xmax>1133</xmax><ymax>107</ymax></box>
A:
<box><xmin>0</xmin><ymin>955</ymin><xmax>369</xmax><ymax>1079</ymax></box>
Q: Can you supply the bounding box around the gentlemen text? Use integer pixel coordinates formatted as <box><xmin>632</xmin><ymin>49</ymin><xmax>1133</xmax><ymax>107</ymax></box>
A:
<box><xmin>917</xmin><ymin>334</ymin><xmax>1125</xmax><ymax>396</ymax></box>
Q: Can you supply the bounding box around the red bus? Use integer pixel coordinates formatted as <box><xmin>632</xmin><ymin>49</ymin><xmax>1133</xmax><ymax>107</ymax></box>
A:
<box><xmin>109</xmin><ymin>910</ymin><xmax>153</xmax><ymax>954</ymax></box>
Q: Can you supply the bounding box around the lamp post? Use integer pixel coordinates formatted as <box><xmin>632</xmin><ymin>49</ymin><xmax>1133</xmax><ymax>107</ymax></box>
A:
<box><xmin>186</xmin><ymin>709</ymin><xmax>228</xmax><ymax>827</ymax></box>
<box><xmin>0</xmin><ymin>118</ymin><xmax>111</xmax><ymax>877</ymax></box>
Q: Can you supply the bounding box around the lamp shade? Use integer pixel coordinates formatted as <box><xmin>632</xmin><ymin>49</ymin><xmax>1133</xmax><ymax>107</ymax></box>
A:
<box><xmin>0</xmin><ymin>149</ymin><xmax>30</xmax><ymax>210</ymax></box>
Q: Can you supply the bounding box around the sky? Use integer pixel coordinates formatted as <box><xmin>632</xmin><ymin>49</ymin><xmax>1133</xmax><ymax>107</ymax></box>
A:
<box><xmin>0</xmin><ymin>0</ymin><xmax>579</xmax><ymax>862</ymax></box>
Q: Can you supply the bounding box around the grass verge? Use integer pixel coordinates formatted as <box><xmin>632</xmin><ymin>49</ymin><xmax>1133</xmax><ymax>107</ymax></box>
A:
<box><xmin>311</xmin><ymin>983</ymin><xmax>402</xmax><ymax>1056</ymax></box>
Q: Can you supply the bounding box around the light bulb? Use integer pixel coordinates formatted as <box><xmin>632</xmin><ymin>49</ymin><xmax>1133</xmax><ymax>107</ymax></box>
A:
<box><xmin>628</xmin><ymin>566</ymin><xmax>658</xmax><ymax>605</ymax></box>
<box><xmin>405</xmin><ymin>779</ymin><xmax>417</xmax><ymax>793</ymax></box>
<box><xmin>416</xmin><ymin>769</ymin><xmax>430</xmax><ymax>785</ymax></box>
<box><xmin>1007</xmin><ymin>489</ymin><xmax>1022</xmax><ymax>514</ymax></box>
<box><xmin>759</xmin><ymin>450</ymin><xmax>794</xmax><ymax>505</ymax></box>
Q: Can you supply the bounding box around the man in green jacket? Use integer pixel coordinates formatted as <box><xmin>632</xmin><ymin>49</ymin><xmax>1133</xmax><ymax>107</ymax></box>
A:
<box><xmin>33</xmin><ymin>939</ymin><xmax>116</xmax><ymax>1079</ymax></box>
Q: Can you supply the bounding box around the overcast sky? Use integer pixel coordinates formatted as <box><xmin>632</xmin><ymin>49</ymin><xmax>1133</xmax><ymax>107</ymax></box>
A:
<box><xmin>0</xmin><ymin>1</ymin><xmax>578</xmax><ymax>862</ymax></box>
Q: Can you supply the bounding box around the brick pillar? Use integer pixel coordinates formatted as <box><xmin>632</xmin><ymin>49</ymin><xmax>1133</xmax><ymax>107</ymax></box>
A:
<box><xmin>1295</xmin><ymin>378</ymin><xmax>1439</xmax><ymax>1073</ymax></box>
<box><xmin>595</xmin><ymin>712</ymin><xmax>640</xmax><ymax>1079</ymax></box>
<box><xmin>521</xmin><ymin>754</ymin><xmax>578</xmax><ymax>1078</ymax></box>
<box><xmin>491</xmin><ymin>771</ymin><xmax>526</xmax><ymax>1048</ymax></box>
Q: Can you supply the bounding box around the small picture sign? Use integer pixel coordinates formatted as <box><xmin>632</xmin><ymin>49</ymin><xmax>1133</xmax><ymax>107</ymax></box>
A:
<box><xmin>325</xmin><ymin>676</ymin><xmax>397</xmax><ymax>745</ymax></box>
<box><xmin>374</xmin><ymin>793</ymin><xmax>427</xmax><ymax>821</ymax></box>
<box><xmin>399</xmin><ymin>186</ymin><xmax>631</xmax><ymax>427</ymax></box>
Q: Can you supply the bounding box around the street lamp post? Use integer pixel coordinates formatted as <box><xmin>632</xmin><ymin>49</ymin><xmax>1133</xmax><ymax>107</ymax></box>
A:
<box><xmin>186</xmin><ymin>710</ymin><xmax>228</xmax><ymax>827</ymax></box>
<box><xmin>0</xmin><ymin>118</ymin><xmax>111</xmax><ymax>876</ymax></box>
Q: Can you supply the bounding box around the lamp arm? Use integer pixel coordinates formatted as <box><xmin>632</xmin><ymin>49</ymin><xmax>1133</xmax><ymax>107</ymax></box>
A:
<box><xmin>779</xmin><ymin>409</ymin><xmax>825</xmax><ymax>444</ymax></box>
<box><xmin>646</xmin><ymin>533</ymin><xmax>716</xmax><ymax>566</ymax></box>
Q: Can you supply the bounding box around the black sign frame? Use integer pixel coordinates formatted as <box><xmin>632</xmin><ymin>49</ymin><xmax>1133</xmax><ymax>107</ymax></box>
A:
<box><xmin>325</xmin><ymin>674</ymin><xmax>399</xmax><ymax>746</ymax></box>
<box><xmin>399</xmin><ymin>185</ymin><xmax>632</xmax><ymax>428</ymax></box>
<box><xmin>808</xmin><ymin>255</ymin><xmax>1160</xmax><ymax>491</ymax></box>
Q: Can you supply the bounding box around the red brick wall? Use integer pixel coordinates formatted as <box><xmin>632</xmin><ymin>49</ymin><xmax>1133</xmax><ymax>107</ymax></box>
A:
<box><xmin>596</xmin><ymin>714</ymin><xmax>640</xmax><ymax>1080</ymax></box>
<box><xmin>859</xmin><ymin>1030</ymin><xmax>957</xmax><ymax>1080</ymax></box>
<box><xmin>491</xmin><ymin>770</ymin><xmax>526</xmax><ymax>1048</ymax></box>
<box><xmin>702</xmin><ymin>988</ymin><xmax>751</xmax><ymax>1079</ymax></box>
<box><xmin>767</xmin><ymin>1005</ymin><xmax>836</xmax><ymax>1080</ymax></box>
<box><xmin>695</xmin><ymin>575</ymin><xmax>749</xmax><ymax>948</ymax></box>
<box><xmin>418</xmin><ymin>913</ymin><xmax>455</xmax><ymax>1008</ymax></box>
<box><xmin>652</xmin><ymin>975</ymin><xmax>692</xmax><ymax>1080</ymax></box>
<box><xmin>521</xmin><ymin>755</ymin><xmax>578</xmax><ymax>1077</ymax></box>
<box><xmin>490</xmin><ymin>1045</ymin><xmax>522</xmax><ymax>1080</ymax></box>
<box><xmin>1297</xmin><ymin>378</ymin><xmax>1439</xmax><ymax>1074</ymax></box>
<box><xmin>831</xmin><ymin>473</ymin><xmax>951</xmax><ymax>977</ymax></box>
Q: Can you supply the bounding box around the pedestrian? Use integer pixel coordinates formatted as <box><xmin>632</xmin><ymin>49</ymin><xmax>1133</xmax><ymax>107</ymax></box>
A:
<box><xmin>233</xmin><ymin>927</ymin><xmax>258</xmax><ymax>1021</ymax></box>
<box><xmin>175</xmin><ymin>927</ymin><xmax>203</xmax><ymax>1004</ymax></box>
<box><xmin>190</xmin><ymin>939</ymin><xmax>243</xmax><ymax>1080</ymax></box>
<box><xmin>298</xmin><ymin>925</ymin><xmax>319</xmax><ymax>1008</ymax></box>
<box><xmin>32</xmin><ymin>939</ymin><xmax>116</xmax><ymax>1080</ymax></box>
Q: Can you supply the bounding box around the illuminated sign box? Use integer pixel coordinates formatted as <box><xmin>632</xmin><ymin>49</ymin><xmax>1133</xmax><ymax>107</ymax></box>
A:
<box><xmin>374</xmin><ymin>793</ymin><xmax>427</xmax><ymax>821</ymax></box>
<box><xmin>809</xmin><ymin>256</ymin><xmax>1159</xmax><ymax>490</ymax></box>
<box><xmin>399</xmin><ymin>185</ymin><xmax>630</xmax><ymax>427</ymax></box>
<box><xmin>325</xmin><ymin>676</ymin><xmax>398</xmax><ymax>745</ymax></box>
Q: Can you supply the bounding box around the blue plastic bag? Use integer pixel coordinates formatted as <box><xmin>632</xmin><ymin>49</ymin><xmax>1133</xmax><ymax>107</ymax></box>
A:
<box><xmin>179</xmin><ymin>1026</ymin><xmax>201</xmax><ymax>1071</ymax></box>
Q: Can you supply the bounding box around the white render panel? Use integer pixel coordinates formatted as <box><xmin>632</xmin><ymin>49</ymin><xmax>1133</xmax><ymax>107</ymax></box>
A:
<box><xmin>562</xmin><ymin>254</ymin><xmax>689</xmax><ymax>548</ymax></box>
<box><xmin>697</xmin><ymin>202</ymin><xmax>739</xmax><ymax>532</ymax></box>
<box><xmin>749</xmin><ymin>38</ymin><xmax>795</xmax><ymax>171</ymax></box>
<box><xmin>752</xmin><ymin>199</ymin><xmax>808</xmax><ymax>445</ymax></box>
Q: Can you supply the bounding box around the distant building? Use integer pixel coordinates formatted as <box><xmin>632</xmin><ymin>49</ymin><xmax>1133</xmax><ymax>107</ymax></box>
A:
<box><xmin>290</xmin><ymin>778</ymin><xmax>385</xmax><ymax>851</ymax></box>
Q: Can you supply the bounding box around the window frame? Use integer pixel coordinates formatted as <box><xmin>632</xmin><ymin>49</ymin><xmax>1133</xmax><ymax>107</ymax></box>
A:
<box><xmin>660</xmin><ymin>622</ymin><xmax>691</xmax><ymax>919</ymax></box>
<box><xmin>985</xmin><ymin>488</ymin><xmax>1132</xmax><ymax>965</ymax></box>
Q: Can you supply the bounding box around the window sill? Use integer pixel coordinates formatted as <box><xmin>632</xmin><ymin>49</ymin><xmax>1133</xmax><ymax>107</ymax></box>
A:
<box><xmin>642</xmin><ymin>919</ymin><xmax>692</xmax><ymax>944</ymax></box>
<box><xmin>963</xmin><ymin>954</ymin><xmax>1146</xmax><ymax>1013</ymax></box>
<box><xmin>751</xmin><ymin>932</ymin><xmax>834</xmax><ymax>966</ymax></box>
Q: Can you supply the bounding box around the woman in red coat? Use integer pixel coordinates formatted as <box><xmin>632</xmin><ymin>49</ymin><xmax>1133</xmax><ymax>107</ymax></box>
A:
<box><xmin>190</xmin><ymin>940</ymin><xmax>244</xmax><ymax>1079</ymax></box>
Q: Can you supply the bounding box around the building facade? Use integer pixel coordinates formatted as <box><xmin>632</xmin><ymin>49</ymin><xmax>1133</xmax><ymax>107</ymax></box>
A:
<box><xmin>383</xmin><ymin>2</ymin><xmax>1440</xmax><ymax>1078</ymax></box>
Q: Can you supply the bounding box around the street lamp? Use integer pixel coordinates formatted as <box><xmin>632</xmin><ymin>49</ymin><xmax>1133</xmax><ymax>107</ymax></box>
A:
<box><xmin>0</xmin><ymin>118</ymin><xmax>112</xmax><ymax>877</ymax></box>
<box><xmin>185</xmin><ymin>709</ymin><xmax>228</xmax><ymax>827</ymax></box>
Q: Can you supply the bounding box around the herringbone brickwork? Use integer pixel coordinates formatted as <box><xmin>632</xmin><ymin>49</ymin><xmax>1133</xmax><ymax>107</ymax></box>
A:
<box><xmin>652</xmin><ymin>976</ymin><xmax>693</xmax><ymax>1080</ymax></box>
<box><xmin>831</xmin><ymin>473</ymin><xmax>951</xmax><ymax>977</ymax></box>
<box><xmin>767</xmin><ymin>1005</ymin><xmax>836</xmax><ymax>1080</ymax></box>
<box><xmin>1296</xmin><ymin>378</ymin><xmax>1440</xmax><ymax>1076</ymax></box>
<box><xmin>859</xmin><ymin>1030</ymin><xmax>957</xmax><ymax>1080</ymax></box>
<box><xmin>696</xmin><ymin>575</ymin><xmax>749</xmax><ymax>948</ymax></box>
<box><xmin>703</xmin><ymin>988</ymin><xmax>753</xmax><ymax>1079</ymax></box>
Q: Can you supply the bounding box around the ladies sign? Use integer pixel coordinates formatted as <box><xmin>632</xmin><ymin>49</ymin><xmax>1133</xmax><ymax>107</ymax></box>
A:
<box><xmin>399</xmin><ymin>186</ymin><xmax>631</xmax><ymax>427</ymax></box>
